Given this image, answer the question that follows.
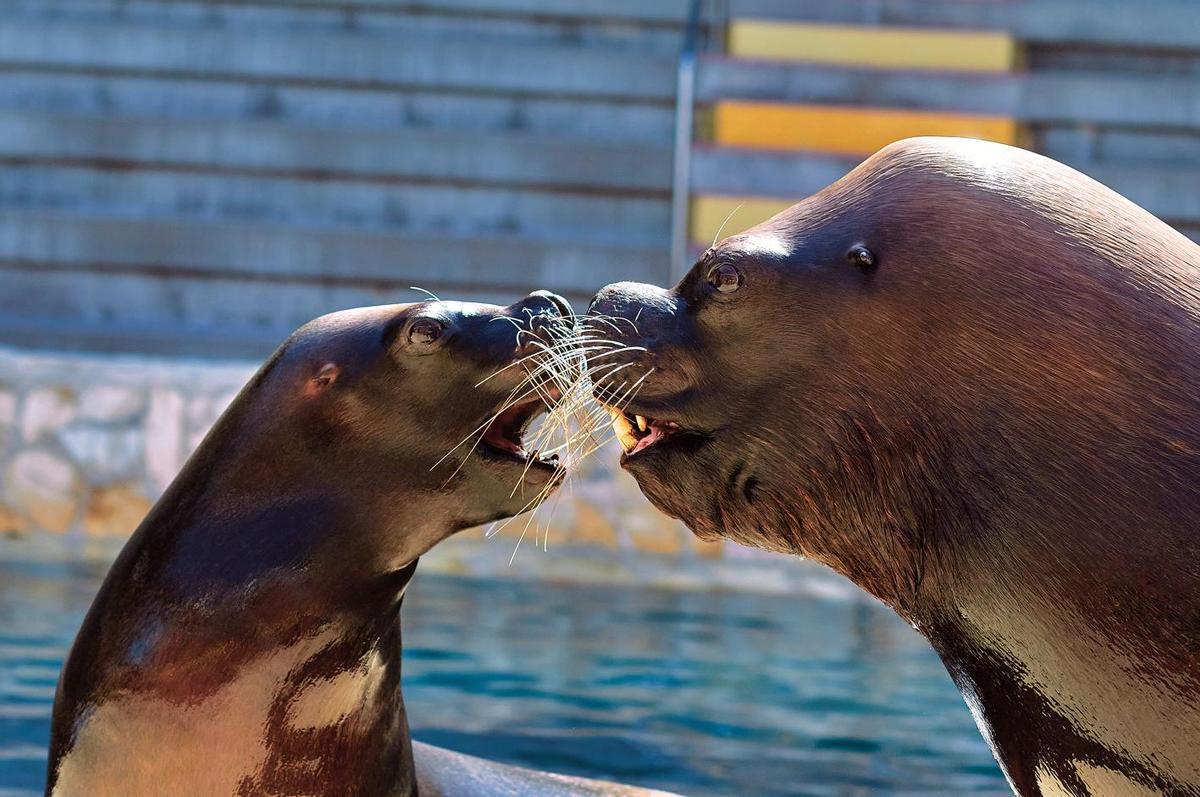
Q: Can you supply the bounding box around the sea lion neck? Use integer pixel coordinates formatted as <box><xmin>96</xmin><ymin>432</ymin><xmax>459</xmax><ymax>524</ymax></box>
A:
<box><xmin>45</xmin><ymin>449</ymin><xmax>431</xmax><ymax>796</ymax></box>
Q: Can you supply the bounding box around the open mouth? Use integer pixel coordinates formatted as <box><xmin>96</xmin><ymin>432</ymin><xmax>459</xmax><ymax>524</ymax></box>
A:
<box><xmin>478</xmin><ymin>396</ymin><xmax>560</xmax><ymax>469</ymax></box>
<box><xmin>602</xmin><ymin>405</ymin><xmax>682</xmax><ymax>456</ymax></box>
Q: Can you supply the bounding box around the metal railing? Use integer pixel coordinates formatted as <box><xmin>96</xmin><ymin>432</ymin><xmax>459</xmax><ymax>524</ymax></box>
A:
<box><xmin>668</xmin><ymin>0</ymin><xmax>725</xmax><ymax>284</ymax></box>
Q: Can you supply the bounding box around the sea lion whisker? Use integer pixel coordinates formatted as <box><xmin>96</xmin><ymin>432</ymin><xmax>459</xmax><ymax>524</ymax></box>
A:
<box><xmin>407</xmin><ymin>285</ymin><xmax>441</xmax><ymax>302</ymax></box>
<box><xmin>474</xmin><ymin>348</ymin><xmax>573</xmax><ymax>387</ymax></box>
<box><xmin>582</xmin><ymin>314</ymin><xmax>641</xmax><ymax>334</ymax></box>
<box><xmin>582</xmin><ymin>346</ymin><xmax>650</xmax><ymax>362</ymax></box>
<box><xmin>486</xmin><ymin>474</ymin><xmax>561</xmax><ymax>548</ymax></box>
<box><xmin>711</xmin><ymin>202</ymin><xmax>744</xmax><ymax>247</ymax></box>
<box><xmin>489</xmin><ymin>316</ymin><xmax>524</xmax><ymax>329</ymax></box>
<box><xmin>506</xmin><ymin>508</ymin><xmax>539</xmax><ymax>565</ymax></box>
<box><xmin>510</xmin><ymin>382</ymin><xmax>566</xmax><ymax>494</ymax></box>
<box><xmin>431</xmin><ymin>381</ymin><xmax>546</xmax><ymax>476</ymax></box>
<box><xmin>49</xmin><ymin>292</ymin><xmax>649</xmax><ymax>797</ymax></box>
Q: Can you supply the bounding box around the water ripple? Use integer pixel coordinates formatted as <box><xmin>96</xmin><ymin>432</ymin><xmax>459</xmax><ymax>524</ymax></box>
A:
<box><xmin>0</xmin><ymin>553</ymin><xmax>1009</xmax><ymax>795</ymax></box>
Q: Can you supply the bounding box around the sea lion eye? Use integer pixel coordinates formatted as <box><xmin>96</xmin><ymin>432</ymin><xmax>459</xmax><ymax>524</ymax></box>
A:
<box><xmin>708</xmin><ymin>264</ymin><xmax>742</xmax><ymax>293</ymax></box>
<box><xmin>408</xmin><ymin>318</ymin><xmax>444</xmax><ymax>345</ymax></box>
<box><xmin>848</xmin><ymin>245</ymin><xmax>876</xmax><ymax>269</ymax></box>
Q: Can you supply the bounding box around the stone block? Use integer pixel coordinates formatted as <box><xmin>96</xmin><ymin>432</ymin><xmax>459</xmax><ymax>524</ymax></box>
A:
<box><xmin>625</xmin><ymin>512</ymin><xmax>684</xmax><ymax>555</ymax></box>
<box><xmin>6</xmin><ymin>449</ymin><xmax>80</xmax><ymax>533</ymax></box>
<box><xmin>214</xmin><ymin>390</ymin><xmax>240</xmax><ymax>419</ymax></box>
<box><xmin>569</xmin><ymin>501</ymin><xmax>618</xmax><ymax>548</ymax></box>
<box><xmin>145</xmin><ymin>387</ymin><xmax>185</xmax><ymax>492</ymax></box>
<box><xmin>689</xmin><ymin>532</ymin><xmax>725</xmax><ymax>560</ymax></box>
<box><xmin>83</xmin><ymin>484</ymin><xmax>152</xmax><ymax>537</ymax></box>
<box><xmin>59</xmin><ymin>425</ymin><xmax>144</xmax><ymax>481</ymax></box>
<box><xmin>78</xmin><ymin>385</ymin><xmax>146</xmax><ymax>423</ymax></box>
<box><xmin>0</xmin><ymin>503</ymin><xmax>29</xmax><ymax>537</ymax></box>
<box><xmin>0</xmin><ymin>389</ymin><xmax>15</xmax><ymax>426</ymax></box>
<box><xmin>21</xmin><ymin>387</ymin><xmax>76</xmax><ymax>442</ymax></box>
<box><xmin>0</xmin><ymin>389</ymin><xmax>15</xmax><ymax>449</ymax></box>
<box><xmin>186</xmin><ymin>394</ymin><xmax>213</xmax><ymax>431</ymax></box>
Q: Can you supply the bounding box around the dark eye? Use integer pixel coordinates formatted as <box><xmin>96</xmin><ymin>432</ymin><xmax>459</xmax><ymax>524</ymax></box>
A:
<box><xmin>848</xmin><ymin>245</ymin><xmax>876</xmax><ymax>269</ymax></box>
<box><xmin>707</xmin><ymin>263</ymin><xmax>742</xmax><ymax>293</ymax></box>
<box><xmin>408</xmin><ymin>318</ymin><xmax>444</xmax><ymax>345</ymax></box>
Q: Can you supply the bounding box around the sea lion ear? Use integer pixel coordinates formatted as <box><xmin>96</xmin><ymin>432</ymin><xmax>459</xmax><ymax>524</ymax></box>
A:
<box><xmin>304</xmin><ymin>362</ymin><xmax>340</xmax><ymax>396</ymax></box>
<box><xmin>847</xmin><ymin>244</ymin><xmax>877</xmax><ymax>270</ymax></box>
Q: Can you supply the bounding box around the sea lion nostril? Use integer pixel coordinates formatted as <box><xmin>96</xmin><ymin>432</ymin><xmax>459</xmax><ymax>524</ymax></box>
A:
<box><xmin>527</xmin><ymin>290</ymin><xmax>573</xmax><ymax>319</ymax></box>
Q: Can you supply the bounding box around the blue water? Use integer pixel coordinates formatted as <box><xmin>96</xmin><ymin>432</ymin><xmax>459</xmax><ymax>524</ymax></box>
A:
<box><xmin>0</xmin><ymin>550</ymin><xmax>1008</xmax><ymax>796</ymax></box>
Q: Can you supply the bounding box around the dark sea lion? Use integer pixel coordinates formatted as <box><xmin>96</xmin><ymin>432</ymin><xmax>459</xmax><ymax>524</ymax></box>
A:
<box><xmin>46</xmin><ymin>293</ymin><xmax>677</xmax><ymax>797</ymax></box>
<box><xmin>586</xmin><ymin>137</ymin><xmax>1200</xmax><ymax>796</ymax></box>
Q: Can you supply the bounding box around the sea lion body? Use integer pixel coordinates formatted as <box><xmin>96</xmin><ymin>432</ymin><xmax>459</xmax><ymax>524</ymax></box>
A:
<box><xmin>47</xmin><ymin>294</ymin><xmax>674</xmax><ymax>796</ymax></box>
<box><xmin>587</xmin><ymin>137</ymin><xmax>1200</xmax><ymax>796</ymax></box>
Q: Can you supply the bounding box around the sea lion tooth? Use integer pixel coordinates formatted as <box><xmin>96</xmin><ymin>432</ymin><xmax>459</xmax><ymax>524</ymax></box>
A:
<box><xmin>636</xmin><ymin>415</ymin><xmax>649</xmax><ymax>431</ymax></box>
<box><xmin>610</xmin><ymin>412</ymin><xmax>638</xmax><ymax>452</ymax></box>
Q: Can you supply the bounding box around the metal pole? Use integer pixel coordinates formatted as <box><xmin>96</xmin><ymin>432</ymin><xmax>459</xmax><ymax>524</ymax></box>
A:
<box><xmin>668</xmin><ymin>0</ymin><xmax>703</xmax><ymax>285</ymax></box>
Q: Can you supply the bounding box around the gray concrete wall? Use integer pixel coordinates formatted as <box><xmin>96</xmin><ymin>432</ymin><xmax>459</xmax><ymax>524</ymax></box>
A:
<box><xmin>0</xmin><ymin>0</ymin><xmax>687</xmax><ymax>358</ymax></box>
<box><xmin>9</xmin><ymin>0</ymin><xmax>1195</xmax><ymax>360</ymax></box>
<box><xmin>700</xmin><ymin>0</ymin><xmax>1200</xmax><ymax>241</ymax></box>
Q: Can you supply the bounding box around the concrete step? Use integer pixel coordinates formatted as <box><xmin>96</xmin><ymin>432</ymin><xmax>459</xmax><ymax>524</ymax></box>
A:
<box><xmin>699</xmin><ymin>58</ymin><xmax>1200</xmax><ymax>131</ymax></box>
<box><xmin>1036</xmin><ymin>127</ymin><xmax>1200</xmax><ymax>168</ymax></box>
<box><xmin>0</xmin><ymin>165</ymin><xmax>669</xmax><ymax>245</ymax></box>
<box><xmin>690</xmin><ymin>146</ymin><xmax>1200</xmax><ymax>227</ymax></box>
<box><xmin>0</xmin><ymin>72</ymin><xmax>676</xmax><ymax>143</ymax></box>
<box><xmin>7</xmin><ymin>0</ymin><xmax>685</xmax><ymax>53</ymax></box>
<box><xmin>10</xmin><ymin>0</ymin><xmax>693</xmax><ymax>26</ymax></box>
<box><xmin>729</xmin><ymin>0</ymin><xmax>1200</xmax><ymax>51</ymax></box>
<box><xmin>0</xmin><ymin>208</ymin><xmax>668</xmax><ymax>300</ymax></box>
<box><xmin>0</xmin><ymin>208</ymin><xmax>668</xmax><ymax>356</ymax></box>
<box><xmin>0</xmin><ymin>270</ymin><xmax>510</xmax><ymax>359</ymax></box>
<box><xmin>0</xmin><ymin>19</ymin><xmax>677</xmax><ymax>102</ymax></box>
<box><xmin>0</xmin><ymin>112</ymin><xmax>674</xmax><ymax>195</ymax></box>
<box><xmin>1028</xmin><ymin>45</ymin><xmax>1200</xmax><ymax>76</ymax></box>
<box><xmin>0</xmin><ymin>278</ymin><xmax>362</xmax><ymax>360</ymax></box>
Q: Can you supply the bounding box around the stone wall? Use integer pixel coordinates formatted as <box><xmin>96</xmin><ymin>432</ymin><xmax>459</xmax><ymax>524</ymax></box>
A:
<box><xmin>0</xmin><ymin>345</ymin><xmax>835</xmax><ymax>594</ymax></box>
<box><xmin>0</xmin><ymin>346</ymin><xmax>249</xmax><ymax>539</ymax></box>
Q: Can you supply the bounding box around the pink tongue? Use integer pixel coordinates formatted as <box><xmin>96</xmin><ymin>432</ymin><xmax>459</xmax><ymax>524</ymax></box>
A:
<box><xmin>630</xmin><ymin>426</ymin><xmax>664</xmax><ymax>454</ymax></box>
<box><xmin>484</xmin><ymin>427</ymin><xmax>522</xmax><ymax>455</ymax></box>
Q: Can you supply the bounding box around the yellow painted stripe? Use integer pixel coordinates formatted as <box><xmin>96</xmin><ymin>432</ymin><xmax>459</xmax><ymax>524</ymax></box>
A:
<box><xmin>728</xmin><ymin>20</ymin><xmax>1018</xmax><ymax>73</ymax></box>
<box><xmin>713</xmin><ymin>101</ymin><xmax>1020</xmax><ymax>156</ymax></box>
<box><xmin>690</xmin><ymin>195</ymin><xmax>797</xmax><ymax>246</ymax></box>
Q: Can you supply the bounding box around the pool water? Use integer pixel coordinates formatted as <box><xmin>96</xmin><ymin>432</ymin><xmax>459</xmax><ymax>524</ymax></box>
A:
<box><xmin>0</xmin><ymin>553</ymin><xmax>1008</xmax><ymax>796</ymax></box>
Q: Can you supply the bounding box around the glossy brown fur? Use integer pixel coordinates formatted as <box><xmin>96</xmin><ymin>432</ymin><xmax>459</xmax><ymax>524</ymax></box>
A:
<box><xmin>46</xmin><ymin>295</ymin><xmax>676</xmax><ymax>797</ymax></box>
<box><xmin>588</xmin><ymin>138</ymin><xmax>1200</xmax><ymax>796</ymax></box>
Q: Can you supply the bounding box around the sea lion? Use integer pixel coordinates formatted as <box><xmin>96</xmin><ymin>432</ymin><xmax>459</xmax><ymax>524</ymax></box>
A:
<box><xmin>46</xmin><ymin>293</ymin><xmax>677</xmax><ymax>797</ymax></box>
<box><xmin>586</xmin><ymin>137</ymin><xmax>1200</xmax><ymax>796</ymax></box>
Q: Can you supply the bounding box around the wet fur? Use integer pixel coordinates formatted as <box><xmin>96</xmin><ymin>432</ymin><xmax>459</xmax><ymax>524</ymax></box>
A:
<box><xmin>588</xmin><ymin>138</ymin><xmax>1200</xmax><ymax>796</ymax></box>
<box><xmin>47</xmin><ymin>298</ymin><xmax>672</xmax><ymax>796</ymax></box>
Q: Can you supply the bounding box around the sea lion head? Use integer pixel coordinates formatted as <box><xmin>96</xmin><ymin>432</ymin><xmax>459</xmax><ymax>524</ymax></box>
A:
<box><xmin>588</xmin><ymin>136</ymin><xmax>1200</xmax><ymax>796</ymax></box>
<box><xmin>206</xmin><ymin>290</ymin><xmax>576</xmax><ymax>566</ymax></box>
<box><xmin>43</xmin><ymin>291</ymin><xmax>584</xmax><ymax>797</ymax></box>
<box><xmin>582</xmin><ymin>137</ymin><xmax>1115</xmax><ymax>612</ymax></box>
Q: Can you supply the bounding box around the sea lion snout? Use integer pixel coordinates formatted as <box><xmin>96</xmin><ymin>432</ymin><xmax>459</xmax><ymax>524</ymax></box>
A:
<box><xmin>587</xmin><ymin>281</ymin><xmax>693</xmax><ymax>412</ymax></box>
<box><xmin>509</xmin><ymin>290</ymin><xmax>574</xmax><ymax>359</ymax></box>
<box><xmin>588</xmin><ymin>281</ymin><xmax>680</xmax><ymax>341</ymax></box>
<box><xmin>525</xmin><ymin>289</ymin><xmax>573</xmax><ymax>319</ymax></box>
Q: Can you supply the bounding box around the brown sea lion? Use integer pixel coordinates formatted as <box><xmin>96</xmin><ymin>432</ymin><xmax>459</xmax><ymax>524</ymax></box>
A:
<box><xmin>587</xmin><ymin>137</ymin><xmax>1200</xmax><ymax>796</ymax></box>
<box><xmin>46</xmin><ymin>293</ymin><xmax>677</xmax><ymax>797</ymax></box>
